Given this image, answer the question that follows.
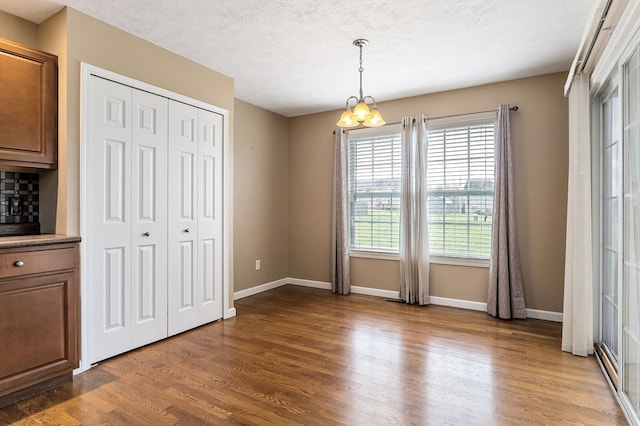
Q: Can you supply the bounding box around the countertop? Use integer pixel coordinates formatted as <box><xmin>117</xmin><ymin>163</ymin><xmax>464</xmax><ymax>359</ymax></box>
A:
<box><xmin>0</xmin><ymin>234</ymin><xmax>81</xmax><ymax>249</ymax></box>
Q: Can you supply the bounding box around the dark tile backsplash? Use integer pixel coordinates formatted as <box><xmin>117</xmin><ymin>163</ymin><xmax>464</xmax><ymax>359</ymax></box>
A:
<box><xmin>0</xmin><ymin>171</ymin><xmax>39</xmax><ymax>223</ymax></box>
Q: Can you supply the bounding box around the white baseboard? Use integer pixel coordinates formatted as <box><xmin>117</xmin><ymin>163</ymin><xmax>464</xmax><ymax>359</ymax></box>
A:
<box><xmin>428</xmin><ymin>296</ymin><xmax>562</xmax><ymax>322</ymax></box>
<box><xmin>233</xmin><ymin>278</ymin><xmax>289</xmax><ymax>300</ymax></box>
<box><xmin>233</xmin><ymin>278</ymin><xmax>563</xmax><ymax>322</ymax></box>
<box><xmin>429</xmin><ymin>296</ymin><xmax>487</xmax><ymax>311</ymax></box>
<box><xmin>225</xmin><ymin>307</ymin><xmax>237</xmax><ymax>319</ymax></box>
<box><xmin>525</xmin><ymin>308</ymin><xmax>563</xmax><ymax>322</ymax></box>
<box><xmin>287</xmin><ymin>278</ymin><xmax>332</xmax><ymax>290</ymax></box>
<box><xmin>351</xmin><ymin>286</ymin><xmax>400</xmax><ymax>299</ymax></box>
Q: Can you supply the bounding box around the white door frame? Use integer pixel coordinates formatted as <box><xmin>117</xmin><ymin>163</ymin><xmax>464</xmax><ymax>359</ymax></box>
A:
<box><xmin>78</xmin><ymin>63</ymin><xmax>234</xmax><ymax>373</ymax></box>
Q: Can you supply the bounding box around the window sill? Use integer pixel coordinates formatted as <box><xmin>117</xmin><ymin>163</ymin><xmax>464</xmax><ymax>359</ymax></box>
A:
<box><xmin>349</xmin><ymin>251</ymin><xmax>490</xmax><ymax>268</ymax></box>
<box><xmin>429</xmin><ymin>256</ymin><xmax>490</xmax><ymax>268</ymax></box>
<box><xmin>349</xmin><ymin>250</ymin><xmax>399</xmax><ymax>261</ymax></box>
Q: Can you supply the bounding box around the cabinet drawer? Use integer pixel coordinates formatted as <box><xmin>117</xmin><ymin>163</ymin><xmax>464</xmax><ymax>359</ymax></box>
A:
<box><xmin>0</xmin><ymin>247</ymin><xmax>75</xmax><ymax>279</ymax></box>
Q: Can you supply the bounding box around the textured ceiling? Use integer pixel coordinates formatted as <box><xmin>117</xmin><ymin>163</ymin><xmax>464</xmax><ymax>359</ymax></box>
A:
<box><xmin>1</xmin><ymin>0</ymin><xmax>593</xmax><ymax>117</ymax></box>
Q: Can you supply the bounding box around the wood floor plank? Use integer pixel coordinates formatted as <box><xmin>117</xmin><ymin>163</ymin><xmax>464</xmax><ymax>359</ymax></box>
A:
<box><xmin>0</xmin><ymin>285</ymin><xmax>627</xmax><ymax>425</ymax></box>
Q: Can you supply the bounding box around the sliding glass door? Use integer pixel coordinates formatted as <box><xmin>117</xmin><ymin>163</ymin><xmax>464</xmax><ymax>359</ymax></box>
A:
<box><xmin>622</xmin><ymin>45</ymin><xmax>640</xmax><ymax>420</ymax></box>
<box><xmin>594</xmin><ymin>42</ymin><xmax>640</xmax><ymax>425</ymax></box>
<box><xmin>589</xmin><ymin>6</ymin><xmax>640</xmax><ymax>421</ymax></box>
<box><xmin>598</xmin><ymin>86</ymin><xmax>621</xmax><ymax>386</ymax></box>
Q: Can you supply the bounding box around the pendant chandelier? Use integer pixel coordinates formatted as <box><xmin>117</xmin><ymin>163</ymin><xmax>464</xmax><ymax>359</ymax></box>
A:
<box><xmin>336</xmin><ymin>39</ymin><xmax>386</xmax><ymax>128</ymax></box>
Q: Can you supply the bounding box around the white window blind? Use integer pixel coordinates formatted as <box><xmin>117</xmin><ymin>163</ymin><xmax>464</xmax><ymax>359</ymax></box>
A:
<box><xmin>348</xmin><ymin>127</ymin><xmax>402</xmax><ymax>252</ymax></box>
<box><xmin>345</xmin><ymin>119</ymin><xmax>494</xmax><ymax>259</ymax></box>
<box><xmin>426</xmin><ymin>120</ymin><xmax>496</xmax><ymax>259</ymax></box>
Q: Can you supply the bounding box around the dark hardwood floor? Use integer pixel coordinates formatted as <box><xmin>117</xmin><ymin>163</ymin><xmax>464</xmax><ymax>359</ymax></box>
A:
<box><xmin>0</xmin><ymin>285</ymin><xmax>626</xmax><ymax>425</ymax></box>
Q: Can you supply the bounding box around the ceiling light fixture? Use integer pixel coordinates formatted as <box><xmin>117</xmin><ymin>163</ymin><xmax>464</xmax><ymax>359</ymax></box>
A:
<box><xmin>336</xmin><ymin>39</ymin><xmax>385</xmax><ymax>129</ymax></box>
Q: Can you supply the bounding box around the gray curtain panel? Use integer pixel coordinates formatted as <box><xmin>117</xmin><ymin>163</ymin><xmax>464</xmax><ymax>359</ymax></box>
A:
<box><xmin>331</xmin><ymin>128</ymin><xmax>351</xmax><ymax>295</ymax></box>
<box><xmin>399</xmin><ymin>115</ymin><xmax>430</xmax><ymax>305</ymax></box>
<box><xmin>487</xmin><ymin>105</ymin><xmax>526</xmax><ymax>319</ymax></box>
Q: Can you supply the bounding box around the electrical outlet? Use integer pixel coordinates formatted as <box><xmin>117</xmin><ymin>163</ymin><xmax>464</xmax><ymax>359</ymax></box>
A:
<box><xmin>255</xmin><ymin>260</ymin><xmax>261</xmax><ymax>270</ymax></box>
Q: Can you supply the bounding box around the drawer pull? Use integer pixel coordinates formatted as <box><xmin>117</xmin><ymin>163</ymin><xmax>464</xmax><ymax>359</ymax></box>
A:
<box><xmin>183</xmin><ymin>228</ymin><xmax>190</xmax><ymax>233</ymax></box>
<box><xmin>143</xmin><ymin>232</ymin><xmax>150</xmax><ymax>237</ymax></box>
<box><xmin>14</xmin><ymin>261</ymin><xmax>25</xmax><ymax>267</ymax></box>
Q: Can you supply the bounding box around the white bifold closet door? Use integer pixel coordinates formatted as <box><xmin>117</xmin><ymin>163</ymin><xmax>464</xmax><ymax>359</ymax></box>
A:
<box><xmin>86</xmin><ymin>76</ymin><xmax>168</xmax><ymax>363</ymax></box>
<box><xmin>167</xmin><ymin>100</ymin><xmax>223</xmax><ymax>336</ymax></box>
<box><xmin>86</xmin><ymin>76</ymin><xmax>224</xmax><ymax>364</ymax></box>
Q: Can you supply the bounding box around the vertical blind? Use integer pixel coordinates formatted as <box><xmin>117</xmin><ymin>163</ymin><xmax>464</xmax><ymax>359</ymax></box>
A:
<box><xmin>426</xmin><ymin>122</ymin><xmax>496</xmax><ymax>258</ymax></box>
<box><xmin>348</xmin><ymin>132</ymin><xmax>402</xmax><ymax>252</ymax></box>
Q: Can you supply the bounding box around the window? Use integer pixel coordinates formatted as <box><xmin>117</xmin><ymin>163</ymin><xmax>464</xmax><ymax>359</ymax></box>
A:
<box><xmin>426</xmin><ymin>116</ymin><xmax>496</xmax><ymax>259</ymax></box>
<box><xmin>346</xmin><ymin>116</ymin><xmax>496</xmax><ymax>260</ymax></box>
<box><xmin>348</xmin><ymin>125</ymin><xmax>402</xmax><ymax>253</ymax></box>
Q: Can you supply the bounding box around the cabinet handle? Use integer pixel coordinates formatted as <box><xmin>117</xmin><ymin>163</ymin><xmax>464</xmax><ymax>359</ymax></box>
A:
<box><xmin>183</xmin><ymin>228</ymin><xmax>190</xmax><ymax>233</ymax></box>
<box><xmin>14</xmin><ymin>261</ymin><xmax>24</xmax><ymax>267</ymax></box>
<box><xmin>143</xmin><ymin>232</ymin><xmax>150</xmax><ymax>237</ymax></box>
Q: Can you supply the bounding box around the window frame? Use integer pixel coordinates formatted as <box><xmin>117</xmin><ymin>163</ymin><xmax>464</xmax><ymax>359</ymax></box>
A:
<box><xmin>346</xmin><ymin>124</ymin><xmax>402</xmax><ymax>256</ymax></box>
<box><xmin>345</xmin><ymin>113</ymin><xmax>496</xmax><ymax>268</ymax></box>
<box><xmin>426</xmin><ymin>112</ymin><xmax>497</xmax><ymax>262</ymax></box>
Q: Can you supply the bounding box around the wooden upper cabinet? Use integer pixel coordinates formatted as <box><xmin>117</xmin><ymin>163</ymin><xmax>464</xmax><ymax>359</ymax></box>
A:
<box><xmin>0</xmin><ymin>38</ymin><xmax>57</xmax><ymax>170</ymax></box>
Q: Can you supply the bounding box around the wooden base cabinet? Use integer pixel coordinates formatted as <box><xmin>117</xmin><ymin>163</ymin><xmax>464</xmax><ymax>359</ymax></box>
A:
<box><xmin>0</xmin><ymin>239</ymin><xmax>80</xmax><ymax>407</ymax></box>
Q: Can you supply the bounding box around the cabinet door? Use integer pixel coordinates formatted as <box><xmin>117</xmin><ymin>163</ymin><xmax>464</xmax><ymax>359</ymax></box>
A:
<box><xmin>86</xmin><ymin>77</ymin><xmax>168</xmax><ymax>363</ymax></box>
<box><xmin>0</xmin><ymin>39</ymin><xmax>57</xmax><ymax>169</ymax></box>
<box><xmin>0</xmin><ymin>270</ymin><xmax>78</xmax><ymax>397</ymax></box>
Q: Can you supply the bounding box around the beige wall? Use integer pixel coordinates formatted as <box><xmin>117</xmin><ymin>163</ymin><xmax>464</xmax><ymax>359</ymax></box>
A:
<box><xmin>0</xmin><ymin>10</ymin><xmax>37</xmax><ymax>45</ymax></box>
<box><xmin>233</xmin><ymin>99</ymin><xmax>289</xmax><ymax>291</ymax></box>
<box><xmin>2</xmin><ymin>7</ymin><xmax>235</xmax><ymax>236</ymax></box>
<box><xmin>59</xmin><ymin>7</ymin><xmax>235</xmax><ymax>304</ymax></box>
<box><xmin>1</xmin><ymin>7</ymin><xmax>570</xmax><ymax>313</ymax></box>
<box><xmin>1</xmin><ymin>7</ymin><xmax>236</xmax><ymax>305</ymax></box>
<box><xmin>289</xmin><ymin>73</ymin><xmax>569</xmax><ymax>312</ymax></box>
<box><xmin>37</xmin><ymin>9</ymin><xmax>67</xmax><ymax>235</ymax></box>
<box><xmin>63</xmin><ymin>7</ymin><xmax>234</xmax><ymax>237</ymax></box>
<box><xmin>0</xmin><ymin>11</ymin><xmax>62</xmax><ymax>233</ymax></box>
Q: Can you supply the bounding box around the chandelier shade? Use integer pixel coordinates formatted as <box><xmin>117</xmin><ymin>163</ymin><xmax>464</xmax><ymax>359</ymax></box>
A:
<box><xmin>336</xmin><ymin>39</ymin><xmax>385</xmax><ymax>129</ymax></box>
<box><xmin>336</xmin><ymin>107</ymin><xmax>359</xmax><ymax>128</ymax></box>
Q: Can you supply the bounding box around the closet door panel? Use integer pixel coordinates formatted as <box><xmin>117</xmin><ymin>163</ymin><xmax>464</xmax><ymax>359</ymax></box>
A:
<box><xmin>104</xmin><ymin>247</ymin><xmax>126</xmax><ymax>330</ymax></box>
<box><xmin>136</xmin><ymin>245</ymin><xmax>156</xmax><ymax>317</ymax></box>
<box><xmin>198</xmin><ymin>110</ymin><xmax>223</xmax><ymax>322</ymax></box>
<box><xmin>87</xmin><ymin>77</ymin><xmax>133</xmax><ymax>363</ymax></box>
<box><xmin>179</xmin><ymin>241</ymin><xmax>196</xmax><ymax>309</ymax></box>
<box><xmin>198</xmin><ymin>153</ymin><xmax>216</xmax><ymax>312</ymax></box>
<box><xmin>131</xmin><ymin>89</ymin><xmax>168</xmax><ymax>345</ymax></box>
<box><xmin>179</xmin><ymin>152</ymin><xmax>195</xmax><ymax>220</ymax></box>
<box><xmin>201</xmin><ymin>239</ymin><xmax>215</xmax><ymax>303</ymax></box>
<box><xmin>105</xmin><ymin>140</ymin><xmax>127</xmax><ymax>223</ymax></box>
<box><xmin>168</xmin><ymin>100</ymin><xmax>200</xmax><ymax>335</ymax></box>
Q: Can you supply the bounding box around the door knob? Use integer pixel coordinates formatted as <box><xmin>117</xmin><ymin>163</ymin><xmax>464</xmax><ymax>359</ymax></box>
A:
<box><xmin>143</xmin><ymin>232</ymin><xmax>150</xmax><ymax>237</ymax></box>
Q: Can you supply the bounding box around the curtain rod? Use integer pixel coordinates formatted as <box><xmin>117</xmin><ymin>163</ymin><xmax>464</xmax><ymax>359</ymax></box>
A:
<box><xmin>430</xmin><ymin>105</ymin><xmax>517</xmax><ymax>121</ymax></box>
<box><xmin>334</xmin><ymin>105</ymin><xmax>518</xmax><ymax>133</ymax></box>
<box><xmin>392</xmin><ymin>105</ymin><xmax>519</xmax><ymax>126</ymax></box>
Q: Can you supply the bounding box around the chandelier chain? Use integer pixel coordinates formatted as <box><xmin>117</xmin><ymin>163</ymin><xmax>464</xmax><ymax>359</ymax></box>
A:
<box><xmin>358</xmin><ymin>42</ymin><xmax>364</xmax><ymax>101</ymax></box>
<box><xmin>336</xmin><ymin>38</ymin><xmax>385</xmax><ymax>128</ymax></box>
